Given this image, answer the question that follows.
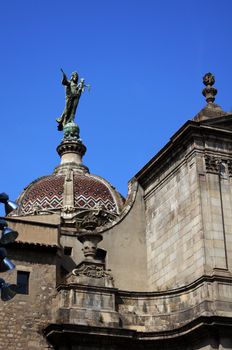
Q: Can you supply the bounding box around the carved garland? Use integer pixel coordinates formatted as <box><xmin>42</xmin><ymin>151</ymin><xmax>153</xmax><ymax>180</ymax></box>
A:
<box><xmin>205</xmin><ymin>155</ymin><xmax>232</xmax><ymax>176</ymax></box>
<box><xmin>72</xmin><ymin>264</ymin><xmax>114</xmax><ymax>280</ymax></box>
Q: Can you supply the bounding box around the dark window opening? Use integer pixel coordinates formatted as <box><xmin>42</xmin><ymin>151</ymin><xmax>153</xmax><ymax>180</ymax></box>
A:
<box><xmin>96</xmin><ymin>248</ymin><xmax>107</xmax><ymax>262</ymax></box>
<box><xmin>17</xmin><ymin>271</ymin><xmax>29</xmax><ymax>294</ymax></box>
<box><xmin>64</xmin><ymin>246</ymin><xmax>72</xmax><ymax>256</ymax></box>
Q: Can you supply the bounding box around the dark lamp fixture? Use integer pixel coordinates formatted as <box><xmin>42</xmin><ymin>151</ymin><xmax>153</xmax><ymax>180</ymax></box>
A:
<box><xmin>0</xmin><ymin>227</ymin><xmax>18</xmax><ymax>244</ymax></box>
<box><xmin>0</xmin><ymin>219</ymin><xmax>7</xmax><ymax>230</ymax></box>
<box><xmin>0</xmin><ymin>248</ymin><xmax>15</xmax><ymax>272</ymax></box>
<box><xmin>0</xmin><ymin>193</ymin><xmax>19</xmax><ymax>301</ymax></box>
<box><xmin>0</xmin><ymin>258</ymin><xmax>15</xmax><ymax>272</ymax></box>
<box><xmin>0</xmin><ymin>220</ymin><xmax>18</xmax><ymax>244</ymax></box>
<box><xmin>0</xmin><ymin>193</ymin><xmax>9</xmax><ymax>204</ymax></box>
<box><xmin>5</xmin><ymin>200</ymin><xmax>18</xmax><ymax>215</ymax></box>
<box><xmin>0</xmin><ymin>278</ymin><xmax>17</xmax><ymax>301</ymax></box>
<box><xmin>0</xmin><ymin>193</ymin><xmax>18</xmax><ymax>215</ymax></box>
<box><xmin>0</xmin><ymin>248</ymin><xmax>7</xmax><ymax>259</ymax></box>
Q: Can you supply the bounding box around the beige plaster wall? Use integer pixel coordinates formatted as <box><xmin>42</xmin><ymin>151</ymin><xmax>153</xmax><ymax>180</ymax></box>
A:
<box><xmin>60</xmin><ymin>184</ymin><xmax>148</xmax><ymax>292</ymax></box>
<box><xmin>6</xmin><ymin>218</ymin><xmax>60</xmax><ymax>246</ymax></box>
<box><xmin>100</xmin><ymin>184</ymin><xmax>148</xmax><ymax>292</ymax></box>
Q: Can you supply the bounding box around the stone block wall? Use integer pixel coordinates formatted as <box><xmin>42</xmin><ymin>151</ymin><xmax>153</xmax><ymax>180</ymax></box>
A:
<box><xmin>144</xmin><ymin>148</ymin><xmax>204</xmax><ymax>290</ymax></box>
<box><xmin>141</xmin><ymin>123</ymin><xmax>232</xmax><ymax>291</ymax></box>
<box><xmin>200</xmin><ymin>155</ymin><xmax>232</xmax><ymax>273</ymax></box>
<box><xmin>0</xmin><ymin>246</ymin><xmax>58</xmax><ymax>350</ymax></box>
<box><xmin>118</xmin><ymin>276</ymin><xmax>232</xmax><ymax>332</ymax></box>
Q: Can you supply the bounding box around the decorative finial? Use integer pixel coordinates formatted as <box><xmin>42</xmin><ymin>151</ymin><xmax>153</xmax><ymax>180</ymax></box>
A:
<box><xmin>202</xmin><ymin>72</ymin><xmax>217</xmax><ymax>104</ymax></box>
<box><xmin>56</xmin><ymin>69</ymin><xmax>90</xmax><ymax>136</ymax></box>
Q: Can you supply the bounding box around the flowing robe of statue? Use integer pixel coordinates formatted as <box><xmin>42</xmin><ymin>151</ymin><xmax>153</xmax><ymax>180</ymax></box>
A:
<box><xmin>57</xmin><ymin>72</ymin><xmax>83</xmax><ymax>131</ymax></box>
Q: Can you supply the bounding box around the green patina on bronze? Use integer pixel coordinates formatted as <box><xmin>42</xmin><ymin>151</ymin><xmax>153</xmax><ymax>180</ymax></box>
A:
<box><xmin>63</xmin><ymin>122</ymin><xmax>80</xmax><ymax>141</ymax></box>
<box><xmin>56</xmin><ymin>69</ymin><xmax>90</xmax><ymax>135</ymax></box>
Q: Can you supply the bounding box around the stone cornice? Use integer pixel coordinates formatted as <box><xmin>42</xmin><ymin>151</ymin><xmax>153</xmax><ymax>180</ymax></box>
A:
<box><xmin>44</xmin><ymin>316</ymin><xmax>232</xmax><ymax>347</ymax></box>
<box><xmin>2</xmin><ymin>216</ymin><xmax>60</xmax><ymax>228</ymax></box>
<box><xmin>56</xmin><ymin>140</ymin><xmax>86</xmax><ymax>158</ymax></box>
<box><xmin>7</xmin><ymin>240</ymin><xmax>60</xmax><ymax>253</ymax></box>
<box><xmin>56</xmin><ymin>273</ymin><xmax>232</xmax><ymax>297</ymax></box>
<box><xmin>135</xmin><ymin>119</ymin><xmax>232</xmax><ymax>188</ymax></box>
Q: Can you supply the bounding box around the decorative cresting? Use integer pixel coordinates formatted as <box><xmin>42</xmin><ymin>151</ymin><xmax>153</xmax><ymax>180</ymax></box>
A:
<box><xmin>202</xmin><ymin>72</ymin><xmax>217</xmax><ymax>104</ymax></box>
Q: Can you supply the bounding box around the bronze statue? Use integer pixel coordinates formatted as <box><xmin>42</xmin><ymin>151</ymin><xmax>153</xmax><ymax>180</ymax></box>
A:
<box><xmin>56</xmin><ymin>69</ymin><xmax>90</xmax><ymax>131</ymax></box>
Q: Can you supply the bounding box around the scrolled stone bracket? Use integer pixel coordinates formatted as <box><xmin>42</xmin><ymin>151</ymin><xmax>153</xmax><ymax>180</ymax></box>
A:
<box><xmin>72</xmin><ymin>264</ymin><xmax>114</xmax><ymax>281</ymax></box>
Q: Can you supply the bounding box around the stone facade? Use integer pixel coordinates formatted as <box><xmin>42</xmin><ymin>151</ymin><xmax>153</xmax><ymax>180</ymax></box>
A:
<box><xmin>1</xmin><ymin>80</ymin><xmax>232</xmax><ymax>349</ymax></box>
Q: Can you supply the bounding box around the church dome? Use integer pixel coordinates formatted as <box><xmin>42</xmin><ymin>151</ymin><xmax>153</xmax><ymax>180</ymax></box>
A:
<box><xmin>16</xmin><ymin>172</ymin><xmax>124</xmax><ymax>216</ymax></box>
<box><xmin>12</xmin><ymin>75</ymin><xmax>125</xmax><ymax>225</ymax></box>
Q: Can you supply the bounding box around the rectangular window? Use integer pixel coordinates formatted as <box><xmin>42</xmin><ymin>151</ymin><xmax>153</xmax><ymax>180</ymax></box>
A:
<box><xmin>17</xmin><ymin>271</ymin><xmax>30</xmax><ymax>294</ymax></box>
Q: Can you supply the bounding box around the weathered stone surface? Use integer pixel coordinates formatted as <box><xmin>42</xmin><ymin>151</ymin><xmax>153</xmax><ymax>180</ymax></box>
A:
<box><xmin>136</xmin><ymin>119</ymin><xmax>232</xmax><ymax>292</ymax></box>
<box><xmin>3</xmin><ymin>83</ymin><xmax>232</xmax><ymax>350</ymax></box>
<box><xmin>0</xmin><ymin>246</ymin><xmax>58</xmax><ymax>349</ymax></box>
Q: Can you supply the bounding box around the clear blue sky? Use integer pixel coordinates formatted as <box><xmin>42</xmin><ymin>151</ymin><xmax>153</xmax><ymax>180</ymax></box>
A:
<box><xmin>1</xmin><ymin>0</ymin><xmax>232</xmax><ymax>208</ymax></box>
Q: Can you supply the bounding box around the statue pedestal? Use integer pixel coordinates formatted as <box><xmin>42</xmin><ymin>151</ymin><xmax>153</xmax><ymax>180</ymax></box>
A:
<box><xmin>56</xmin><ymin>261</ymin><xmax>119</xmax><ymax>328</ymax></box>
<box><xmin>63</xmin><ymin>122</ymin><xmax>80</xmax><ymax>141</ymax></box>
<box><xmin>69</xmin><ymin>260</ymin><xmax>114</xmax><ymax>288</ymax></box>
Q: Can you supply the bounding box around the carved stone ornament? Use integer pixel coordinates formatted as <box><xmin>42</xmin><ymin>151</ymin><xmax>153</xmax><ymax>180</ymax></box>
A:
<box><xmin>78</xmin><ymin>207</ymin><xmax>114</xmax><ymax>231</ymax></box>
<box><xmin>72</xmin><ymin>264</ymin><xmax>114</xmax><ymax>281</ymax></box>
<box><xmin>227</xmin><ymin>160</ymin><xmax>232</xmax><ymax>177</ymax></box>
<box><xmin>205</xmin><ymin>155</ymin><xmax>232</xmax><ymax>176</ymax></box>
<box><xmin>202</xmin><ymin>72</ymin><xmax>217</xmax><ymax>104</ymax></box>
<box><xmin>62</xmin><ymin>205</ymin><xmax>76</xmax><ymax>213</ymax></box>
<box><xmin>56</xmin><ymin>138</ymin><xmax>86</xmax><ymax>158</ymax></box>
<box><xmin>203</xmin><ymin>73</ymin><xmax>215</xmax><ymax>86</ymax></box>
<box><xmin>205</xmin><ymin>155</ymin><xmax>221</xmax><ymax>173</ymax></box>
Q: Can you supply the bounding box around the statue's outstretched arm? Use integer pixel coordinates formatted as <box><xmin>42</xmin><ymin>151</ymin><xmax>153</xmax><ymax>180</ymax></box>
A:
<box><xmin>61</xmin><ymin>68</ymin><xmax>69</xmax><ymax>86</ymax></box>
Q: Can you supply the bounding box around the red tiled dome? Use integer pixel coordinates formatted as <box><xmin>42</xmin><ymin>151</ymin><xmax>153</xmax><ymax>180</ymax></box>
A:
<box><xmin>16</xmin><ymin>173</ymin><xmax>123</xmax><ymax>216</ymax></box>
<box><xmin>73</xmin><ymin>174</ymin><xmax>120</xmax><ymax>212</ymax></box>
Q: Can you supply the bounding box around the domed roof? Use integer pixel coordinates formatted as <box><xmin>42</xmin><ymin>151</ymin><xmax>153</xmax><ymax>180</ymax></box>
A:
<box><xmin>16</xmin><ymin>172</ymin><xmax>124</xmax><ymax>216</ymax></box>
<box><xmin>13</xmin><ymin>120</ymin><xmax>125</xmax><ymax>222</ymax></box>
